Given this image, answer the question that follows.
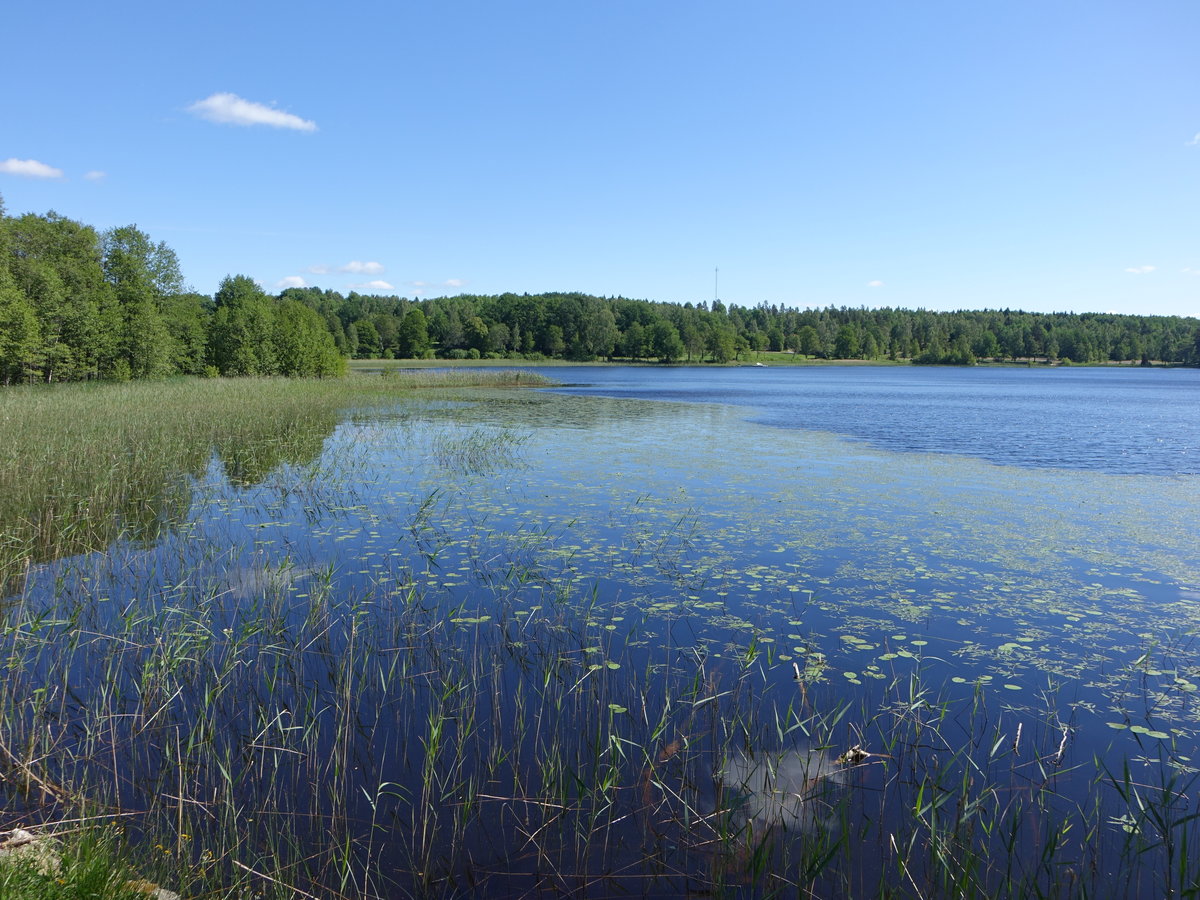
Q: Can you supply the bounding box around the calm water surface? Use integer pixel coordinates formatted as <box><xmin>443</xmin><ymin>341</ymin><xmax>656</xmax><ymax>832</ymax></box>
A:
<box><xmin>8</xmin><ymin>365</ymin><xmax>1200</xmax><ymax>897</ymax></box>
<box><xmin>541</xmin><ymin>364</ymin><xmax>1200</xmax><ymax>475</ymax></box>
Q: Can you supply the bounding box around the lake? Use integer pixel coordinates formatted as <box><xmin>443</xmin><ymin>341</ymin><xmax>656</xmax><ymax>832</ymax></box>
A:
<box><xmin>4</xmin><ymin>365</ymin><xmax>1199</xmax><ymax>897</ymax></box>
<box><xmin>543</xmin><ymin>364</ymin><xmax>1200</xmax><ymax>475</ymax></box>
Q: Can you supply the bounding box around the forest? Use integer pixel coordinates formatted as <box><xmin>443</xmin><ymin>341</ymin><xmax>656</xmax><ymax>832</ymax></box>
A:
<box><xmin>2</xmin><ymin>199</ymin><xmax>1198</xmax><ymax>384</ymax></box>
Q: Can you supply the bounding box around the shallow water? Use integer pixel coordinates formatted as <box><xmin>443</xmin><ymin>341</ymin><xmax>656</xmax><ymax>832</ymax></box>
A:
<box><xmin>6</xmin><ymin>367</ymin><xmax>1200</xmax><ymax>896</ymax></box>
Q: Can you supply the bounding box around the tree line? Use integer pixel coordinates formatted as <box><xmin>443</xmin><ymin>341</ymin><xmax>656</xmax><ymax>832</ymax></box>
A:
<box><xmin>2</xmin><ymin>198</ymin><xmax>1198</xmax><ymax>384</ymax></box>
<box><xmin>0</xmin><ymin>200</ymin><xmax>342</xmax><ymax>384</ymax></box>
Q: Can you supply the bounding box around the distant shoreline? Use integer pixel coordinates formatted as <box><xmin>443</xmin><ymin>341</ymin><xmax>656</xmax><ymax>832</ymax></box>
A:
<box><xmin>349</xmin><ymin>355</ymin><xmax>1188</xmax><ymax>373</ymax></box>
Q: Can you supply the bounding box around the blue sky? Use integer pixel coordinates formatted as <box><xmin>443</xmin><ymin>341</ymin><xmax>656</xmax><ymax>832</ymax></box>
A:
<box><xmin>2</xmin><ymin>0</ymin><xmax>1198</xmax><ymax>317</ymax></box>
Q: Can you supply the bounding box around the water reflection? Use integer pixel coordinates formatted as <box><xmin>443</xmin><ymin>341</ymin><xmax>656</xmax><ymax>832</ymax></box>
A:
<box><xmin>0</xmin><ymin>406</ymin><xmax>340</xmax><ymax>601</ymax></box>
<box><xmin>718</xmin><ymin>748</ymin><xmax>847</xmax><ymax>830</ymax></box>
<box><xmin>2</xmin><ymin>379</ymin><xmax>1199</xmax><ymax>896</ymax></box>
<box><xmin>539</xmin><ymin>365</ymin><xmax>1200</xmax><ymax>476</ymax></box>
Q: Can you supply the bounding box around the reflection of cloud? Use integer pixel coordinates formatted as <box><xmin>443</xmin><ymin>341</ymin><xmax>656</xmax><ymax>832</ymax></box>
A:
<box><xmin>866</xmin><ymin>280</ymin><xmax>884</xmax><ymax>288</ymax></box>
<box><xmin>225</xmin><ymin>561</ymin><xmax>317</xmax><ymax>600</ymax></box>
<box><xmin>187</xmin><ymin>92</ymin><xmax>317</xmax><ymax>132</ymax></box>
<box><xmin>1123</xmin><ymin>265</ymin><xmax>1156</xmax><ymax>274</ymax></box>
<box><xmin>0</xmin><ymin>158</ymin><xmax>63</xmax><ymax>178</ymax></box>
<box><xmin>339</xmin><ymin>260</ymin><xmax>384</xmax><ymax>275</ymax></box>
<box><xmin>718</xmin><ymin>748</ymin><xmax>846</xmax><ymax>829</ymax></box>
<box><xmin>276</xmin><ymin>276</ymin><xmax>307</xmax><ymax>289</ymax></box>
<box><xmin>349</xmin><ymin>280</ymin><xmax>395</xmax><ymax>292</ymax></box>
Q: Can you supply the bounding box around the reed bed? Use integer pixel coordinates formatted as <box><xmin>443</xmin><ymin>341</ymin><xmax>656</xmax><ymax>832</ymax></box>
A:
<box><xmin>0</xmin><ymin>372</ymin><xmax>552</xmax><ymax>596</ymax></box>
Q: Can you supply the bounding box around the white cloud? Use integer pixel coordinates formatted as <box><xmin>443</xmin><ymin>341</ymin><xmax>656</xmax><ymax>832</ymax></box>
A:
<box><xmin>1183</xmin><ymin>267</ymin><xmax>1200</xmax><ymax>275</ymax></box>
<box><xmin>1189</xmin><ymin>133</ymin><xmax>1200</xmax><ymax>147</ymax></box>
<box><xmin>83</xmin><ymin>170</ymin><xmax>106</xmax><ymax>181</ymax></box>
<box><xmin>339</xmin><ymin>260</ymin><xmax>384</xmax><ymax>275</ymax></box>
<box><xmin>444</xmin><ymin>278</ymin><xmax>465</xmax><ymax>288</ymax></box>
<box><xmin>0</xmin><ymin>158</ymin><xmax>64</xmax><ymax>178</ymax></box>
<box><xmin>349</xmin><ymin>280</ymin><xmax>395</xmax><ymax>292</ymax></box>
<box><xmin>866</xmin><ymin>280</ymin><xmax>884</xmax><ymax>288</ymax></box>
<box><xmin>1123</xmin><ymin>265</ymin><xmax>1156</xmax><ymax>274</ymax></box>
<box><xmin>187</xmin><ymin>92</ymin><xmax>317</xmax><ymax>132</ymax></box>
<box><xmin>276</xmin><ymin>276</ymin><xmax>308</xmax><ymax>289</ymax></box>
<box><xmin>306</xmin><ymin>264</ymin><xmax>330</xmax><ymax>275</ymax></box>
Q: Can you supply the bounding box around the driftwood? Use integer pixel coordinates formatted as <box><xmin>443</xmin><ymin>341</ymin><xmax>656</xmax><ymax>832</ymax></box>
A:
<box><xmin>0</xmin><ymin>734</ymin><xmax>70</xmax><ymax>802</ymax></box>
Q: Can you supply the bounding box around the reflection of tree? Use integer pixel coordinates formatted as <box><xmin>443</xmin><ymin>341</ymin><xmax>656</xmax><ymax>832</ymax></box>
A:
<box><xmin>0</xmin><ymin>404</ymin><xmax>338</xmax><ymax>598</ymax></box>
<box><xmin>212</xmin><ymin>413</ymin><xmax>336</xmax><ymax>486</ymax></box>
<box><xmin>435</xmin><ymin>389</ymin><xmax>718</xmax><ymax>434</ymax></box>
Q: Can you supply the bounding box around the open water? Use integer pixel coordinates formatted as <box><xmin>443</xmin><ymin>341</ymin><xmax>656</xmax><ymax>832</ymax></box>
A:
<box><xmin>541</xmin><ymin>364</ymin><xmax>1200</xmax><ymax>475</ymax></box>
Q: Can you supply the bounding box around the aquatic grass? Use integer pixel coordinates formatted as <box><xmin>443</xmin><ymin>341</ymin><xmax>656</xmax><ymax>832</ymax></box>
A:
<box><xmin>0</xmin><ymin>824</ymin><xmax>151</xmax><ymax>900</ymax></box>
<box><xmin>7</xmin><ymin>563</ymin><xmax>1200</xmax><ymax>898</ymax></box>
<box><xmin>375</xmin><ymin>367</ymin><xmax>554</xmax><ymax>389</ymax></box>
<box><xmin>0</xmin><ymin>372</ymin><xmax>554</xmax><ymax>597</ymax></box>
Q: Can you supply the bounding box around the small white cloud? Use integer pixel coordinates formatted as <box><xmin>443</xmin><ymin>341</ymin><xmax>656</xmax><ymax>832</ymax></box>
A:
<box><xmin>83</xmin><ymin>170</ymin><xmax>107</xmax><ymax>181</ymax></box>
<box><xmin>0</xmin><ymin>158</ymin><xmax>64</xmax><ymax>178</ymax></box>
<box><xmin>187</xmin><ymin>92</ymin><xmax>317</xmax><ymax>132</ymax></box>
<box><xmin>1183</xmin><ymin>267</ymin><xmax>1200</xmax><ymax>275</ymax></box>
<box><xmin>349</xmin><ymin>280</ymin><xmax>395</xmax><ymax>292</ymax></box>
<box><xmin>276</xmin><ymin>276</ymin><xmax>308</xmax><ymax>289</ymax></box>
<box><xmin>1123</xmin><ymin>265</ymin><xmax>1156</xmax><ymax>274</ymax></box>
<box><xmin>339</xmin><ymin>260</ymin><xmax>384</xmax><ymax>275</ymax></box>
<box><xmin>866</xmin><ymin>280</ymin><xmax>884</xmax><ymax>288</ymax></box>
<box><xmin>306</xmin><ymin>264</ymin><xmax>330</xmax><ymax>275</ymax></box>
<box><xmin>409</xmin><ymin>280</ymin><xmax>428</xmax><ymax>288</ymax></box>
<box><xmin>444</xmin><ymin>278</ymin><xmax>465</xmax><ymax>288</ymax></box>
<box><xmin>1189</xmin><ymin>133</ymin><xmax>1200</xmax><ymax>147</ymax></box>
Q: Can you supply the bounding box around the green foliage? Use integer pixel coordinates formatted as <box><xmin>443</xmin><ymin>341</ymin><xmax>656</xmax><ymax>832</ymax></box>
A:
<box><xmin>396</xmin><ymin>308</ymin><xmax>430</xmax><ymax>358</ymax></box>
<box><xmin>649</xmin><ymin>320</ymin><xmax>685</xmax><ymax>362</ymax></box>
<box><xmin>208</xmin><ymin>276</ymin><xmax>278</xmax><ymax>375</ymax></box>
<box><xmin>0</xmin><ymin>266</ymin><xmax>41</xmax><ymax>384</ymax></box>
<box><xmin>3</xmin><ymin>197</ymin><xmax>1198</xmax><ymax>386</ymax></box>
<box><xmin>101</xmin><ymin>225</ymin><xmax>183</xmax><ymax>379</ymax></box>
<box><xmin>2</xmin><ymin>211</ymin><xmax>114</xmax><ymax>381</ymax></box>
<box><xmin>797</xmin><ymin>324</ymin><xmax>823</xmax><ymax>357</ymax></box>
<box><xmin>0</xmin><ymin>828</ymin><xmax>147</xmax><ymax>900</ymax></box>
<box><xmin>353</xmin><ymin>317</ymin><xmax>381</xmax><ymax>358</ymax></box>
<box><xmin>274</xmin><ymin>299</ymin><xmax>345</xmax><ymax>376</ymax></box>
<box><xmin>834</xmin><ymin>324</ymin><xmax>861</xmax><ymax>360</ymax></box>
<box><xmin>707</xmin><ymin>325</ymin><xmax>738</xmax><ymax>362</ymax></box>
<box><xmin>160</xmin><ymin>292</ymin><xmax>211</xmax><ymax>375</ymax></box>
